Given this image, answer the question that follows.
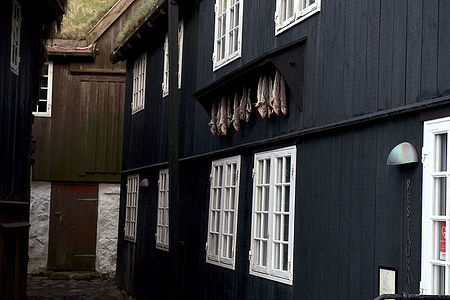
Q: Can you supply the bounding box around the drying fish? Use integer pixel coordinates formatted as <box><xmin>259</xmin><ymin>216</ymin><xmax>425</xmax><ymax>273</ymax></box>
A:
<box><xmin>239</xmin><ymin>87</ymin><xmax>246</xmax><ymax>121</ymax></box>
<box><xmin>232</xmin><ymin>93</ymin><xmax>240</xmax><ymax>131</ymax></box>
<box><xmin>216</xmin><ymin>99</ymin><xmax>222</xmax><ymax>135</ymax></box>
<box><xmin>219</xmin><ymin>97</ymin><xmax>228</xmax><ymax>135</ymax></box>
<box><xmin>255</xmin><ymin>75</ymin><xmax>267</xmax><ymax>118</ymax></box>
<box><xmin>245</xmin><ymin>87</ymin><xmax>252</xmax><ymax>123</ymax></box>
<box><xmin>267</xmin><ymin>75</ymin><xmax>274</xmax><ymax>119</ymax></box>
<box><xmin>226</xmin><ymin>97</ymin><xmax>233</xmax><ymax>128</ymax></box>
<box><xmin>272</xmin><ymin>70</ymin><xmax>281</xmax><ymax>115</ymax></box>
<box><xmin>280</xmin><ymin>74</ymin><xmax>287</xmax><ymax>115</ymax></box>
<box><xmin>209</xmin><ymin>101</ymin><xmax>218</xmax><ymax>135</ymax></box>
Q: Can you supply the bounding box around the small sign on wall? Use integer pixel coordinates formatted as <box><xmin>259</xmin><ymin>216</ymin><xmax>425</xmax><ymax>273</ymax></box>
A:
<box><xmin>379</xmin><ymin>266</ymin><xmax>397</xmax><ymax>298</ymax></box>
<box><xmin>441</xmin><ymin>221</ymin><xmax>446</xmax><ymax>260</ymax></box>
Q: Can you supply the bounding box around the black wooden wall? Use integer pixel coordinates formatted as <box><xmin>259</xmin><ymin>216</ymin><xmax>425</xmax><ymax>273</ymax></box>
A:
<box><xmin>116</xmin><ymin>0</ymin><xmax>450</xmax><ymax>299</ymax></box>
<box><xmin>0</xmin><ymin>1</ymin><xmax>43</xmax><ymax>298</ymax></box>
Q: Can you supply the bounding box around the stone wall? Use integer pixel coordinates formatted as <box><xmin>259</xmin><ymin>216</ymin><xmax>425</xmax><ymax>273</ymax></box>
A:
<box><xmin>96</xmin><ymin>183</ymin><xmax>120</xmax><ymax>274</ymax></box>
<box><xmin>28</xmin><ymin>181</ymin><xmax>51</xmax><ymax>273</ymax></box>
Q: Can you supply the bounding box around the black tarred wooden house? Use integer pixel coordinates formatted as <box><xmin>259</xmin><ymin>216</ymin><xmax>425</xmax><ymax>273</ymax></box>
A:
<box><xmin>0</xmin><ymin>0</ymin><xmax>64</xmax><ymax>298</ymax></box>
<box><xmin>111</xmin><ymin>0</ymin><xmax>450</xmax><ymax>299</ymax></box>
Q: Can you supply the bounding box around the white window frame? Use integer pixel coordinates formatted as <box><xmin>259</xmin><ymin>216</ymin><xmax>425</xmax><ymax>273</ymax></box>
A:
<box><xmin>274</xmin><ymin>0</ymin><xmax>321</xmax><ymax>36</ymax></box>
<box><xmin>162</xmin><ymin>21</ymin><xmax>184</xmax><ymax>97</ymax></box>
<box><xmin>212</xmin><ymin>0</ymin><xmax>244</xmax><ymax>71</ymax></box>
<box><xmin>206</xmin><ymin>155</ymin><xmax>241</xmax><ymax>269</ymax></box>
<box><xmin>10</xmin><ymin>0</ymin><xmax>21</xmax><ymax>75</ymax></box>
<box><xmin>156</xmin><ymin>169</ymin><xmax>170</xmax><ymax>251</ymax></box>
<box><xmin>422</xmin><ymin>116</ymin><xmax>450</xmax><ymax>295</ymax></box>
<box><xmin>132</xmin><ymin>53</ymin><xmax>146</xmax><ymax>114</ymax></box>
<box><xmin>249</xmin><ymin>146</ymin><xmax>296</xmax><ymax>285</ymax></box>
<box><xmin>33</xmin><ymin>62</ymin><xmax>53</xmax><ymax>117</ymax></box>
<box><xmin>125</xmin><ymin>175</ymin><xmax>139</xmax><ymax>242</ymax></box>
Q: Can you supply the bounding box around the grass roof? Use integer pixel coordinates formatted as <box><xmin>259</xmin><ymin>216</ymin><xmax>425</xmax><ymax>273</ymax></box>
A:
<box><xmin>58</xmin><ymin>0</ymin><xmax>119</xmax><ymax>40</ymax></box>
<box><xmin>116</xmin><ymin>0</ymin><xmax>157</xmax><ymax>44</ymax></box>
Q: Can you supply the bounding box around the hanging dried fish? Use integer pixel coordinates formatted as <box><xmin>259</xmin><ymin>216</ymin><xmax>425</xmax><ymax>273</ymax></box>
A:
<box><xmin>255</xmin><ymin>75</ymin><xmax>267</xmax><ymax>118</ymax></box>
<box><xmin>232</xmin><ymin>93</ymin><xmax>240</xmax><ymax>131</ymax></box>
<box><xmin>226</xmin><ymin>97</ymin><xmax>233</xmax><ymax>128</ymax></box>
<box><xmin>239</xmin><ymin>87</ymin><xmax>247</xmax><ymax>121</ymax></box>
<box><xmin>209</xmin><ymin>101</ymin><xmax>218</xmax><ymax>135</ymax></box>
<box><xmin>272</xmin><ymin>70</ymin><xmax>281</xmax><ymax>115</ymax></box>
<box><xmin>219</xmin><ymin>97</ymin><xmax>228</xmax><ymax>135</ymax></box>
<box><xmin>245</xmin><ymin>87</ymin><xmax>252</xmax><ymax>123</ymax></box>
<box><xmin>216</xmin><ymin>99</ymin><xmax>222</xmax><ymax>135</ymax></box>
<box><xmin>267</xmin><ymin>75</ymin><xmax>274</xmax><ymax>119</ymax></box>
<box><xmin>280</xmin><ymin>74</ymin><xmax>287</xmax><ymax>115</ymax></box>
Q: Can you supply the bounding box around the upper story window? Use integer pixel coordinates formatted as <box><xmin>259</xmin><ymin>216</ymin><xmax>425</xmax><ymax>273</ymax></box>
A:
<box><xmin>249</xmin><ymin>146</ymin><xmax>296</xmax><ymax>285</ymax></box>
<box><xmin>156</xmin><ymin>169</ymin><xmax>170</xmax><ymax>251</ymax></box>
<box><xmin>275</xmin><ymin>0</ymin><xmax>320</xmax><ymax>35</ymax></box>
<box><xmin>206</xmin><ymin>156</ymin><xmax>241</xmax><ymax>269</ymax></box>
<box><xmin>132</xmin><ymin>53</ymin><xmax>146</xmax><ymax>114</ymax></box>
<box><xmin>162</xmin><ymin>21</ymin><xmax>184</xmax><ymax>97</ymax></box>
<box><xmin>212</xmin><ymin>0</ymin><xmax>243</xmax><ymax>71</ymax></box>
<box><xmin>125</xmin><ymin>175</ymin><xmax>139</xmax><ymax>242</ymax></box>
<box><xmin>10</xmin><ymin>0</ymin><xmax>21</xmax><ymax>75</ymax></box>
<box><xmin>33</xmin><ymin>62</ymin><xmax>53</xmax><ymax>117</ymax></box>
<box><xmin>422</xmin><ymin>117</ymin><xmax>450</xmax><ymax>295</ymax></box>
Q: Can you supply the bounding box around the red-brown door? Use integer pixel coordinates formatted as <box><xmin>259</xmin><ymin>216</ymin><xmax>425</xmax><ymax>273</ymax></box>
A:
<box><xmin>48</xmin><ymin>183</ymin><xmax>98</xmax><ymax>271</ymax></box>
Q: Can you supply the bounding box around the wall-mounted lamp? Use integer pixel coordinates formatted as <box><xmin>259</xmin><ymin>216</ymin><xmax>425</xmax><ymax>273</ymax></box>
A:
<box><xmin>387</xmin><ymin>142</ymin><xmax>419</xmax><ymax>166</ymax></box>
<box><xmin>140</xmin><ymin>179</ymin><xmax>150</xmax><ymax>187</ymax></box>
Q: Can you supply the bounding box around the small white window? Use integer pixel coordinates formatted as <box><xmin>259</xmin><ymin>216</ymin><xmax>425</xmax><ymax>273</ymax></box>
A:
<box><xmin>206</xmin><ymin>156</ymin><xmax>241</xmax><ymax>269</ymax></box>
<box><xmin>422</xmin><ymin>117</ymin><xmax>450</xmax><ymax>294</ymax></box>
<box><xmin>249</xmin><ymin>146</ymin><xmax>296</xmax><ymax>285</ymax></box>
<box><xmin>10</xmin><ymin>0</ymin><xmax>21</xmax><ymax>75</ymax></box>
<box><xmin>212</xmin><ymin>0</ymin><xmax>243</xmax><ymax>71</ymax></box>
<box><xmin>162</xmin><ymin>21</ymin><xmax>184</xmax><ymax>97</ymax></box>
<box><xmin>125</xmin><ymin>175</ymin><xmax>139</xmax><ymax>242</ymax></box>
<box><xmin>275</xmin><ymin>0</ymin><xmax>320</xmax><ymax>35</ymax></box>
<box><xmin>132</xmin><ymin>53</ymin><xmax>146</xmax><ymax>114</ymax></box>
<box><xmin>156</xmin><ymin>169</ymin><xmax>170</xmax><ymax>251</ymax></box>
<box><xmin>33</xmin><ymin>62</ymin><xmax>53</xmax><ymax>117</ymax></box>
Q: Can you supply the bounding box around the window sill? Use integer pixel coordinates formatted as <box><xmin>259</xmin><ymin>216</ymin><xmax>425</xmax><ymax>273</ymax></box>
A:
<box><xmin>131</xmin><ymin>106</ymin><xmax>144</xmax><ymax>115</ymax></box>
<box><xmin>275</xmin><ymin>4</ymin><xmax>321</xmax><ymax>36</ymax></box>
<box><xmin>156</xmin><ymin>244</ymin><xmax>169</xmax><ymax>252</ymax></box>
<box><xmin>213</xmin><ymin>51</ymin><xmax>242</xmax><ymax>72</ymax></box>
<box><xmin>249</xmin><ymin>268</ymin><xmax>293</xmax><ymax>285</ymax></box>
<box><xmin>32</xmin><ymin>112</ymin><xmax>51</xmax><ymax>118</ymax></box>
<box><xmin>206</xmin><ymin>258</ymin><xmax>235</xmax><ymax>270</ymax></box>
<box><xmin>124</xmin><ymin>237</ymin><xmax>136</xmax><ymax>243</ymax></box>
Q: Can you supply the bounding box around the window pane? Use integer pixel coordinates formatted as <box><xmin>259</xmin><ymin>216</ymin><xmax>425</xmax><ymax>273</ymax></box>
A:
<box><xmin>275</xmin><ymin>186</ymin><xmax>282</xmax><ymax>212</ymax></box>
<box><xmin>229</xmin><ymin>211</ymin><xmax>234</xmax><ymax>234</ymax></box>
<box><xmin>435</xmin><ymin>221</ymin><xmax>446</xmax><ymax>261</ymax></box>
<box><xmin>284</xmin><ymin>186</ymin><xmax>290</xmax><ymax>213</ymax></box>
<box><xmin>262</xmin><ymin>241</ymin><xmax>267</xmax><ymax>266</ymax></box>
<box><xmin>274</xmin><ymin>243</ymin><xmax>280</xmax><ymax>269</ymax></box>
<box><xmin>283</xmin><ymin>215</ymin><xmax>289</xmax><ymax>242</ymax></box>
<box><xmin>433</xmin><ymin>265</ymin><xmax>445</xmax><ymax>295</ymax></box>
<box><xmin>37</xmin><ymin>101</ymin><xmax>47</xmax><ymax>112</ymax></box>
<box><xmin>274</xmin><ymin>214</ymin><xmax>281</xmax><ymax>240</ymax></box>
<box><xmin>434</xmin><ymin>177</ymin><xmax>447</xmax><ymax>216</ymax></box>
<box><xmin>276</xmin><ymin>158</ymin><xmax>283</xmax><ymax>183</ymax></box>
<box><xmin>256</xmin><ymin>213</ymin><xmax>261</xmax><ymax>238</ymax></box>
<box><xmin>436</xmin><ymin>133</ymin><xmax>448</xmax><ymax>172</ymax></box>
<box><xmin>285</xmin><ymin>156</ymin><xmax>291</xmax><ymax>183</ymax></box>
<box><xmin>282</xmin><ymin>244</ymin><xmax>288</xmax><ymax>271</ymax></box>
<box><xmin>39</xmin><ymin>89</ymin><xmax>48</xmax><ymax>100</ymax></box>
<box><xmin>263</xmin><ymin>213</ymin><xmax>268</xmax><ymax>239</ymax></box>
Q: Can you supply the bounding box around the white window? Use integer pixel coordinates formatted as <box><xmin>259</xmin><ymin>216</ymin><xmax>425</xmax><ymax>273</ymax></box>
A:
<box><xmin>249</xmin><ymin>146</ymin><xmax>296</xmax><ymax>285</ymax></box>
<box><xmin>212</xmin><ymin>0</ymin><xmax>243</xmax><ymax>71</ymax></box>
<box><xmin>10</xmin><ymin>0</ymin><xmax>21</xmax><ymax>75</ymax></box>
<box><xmin>162</xmin><ymin>21</ymin><xmax>184</xmax><ymax>97</ymax></box>
<box><xmin>156</xmin><ymin>169</ymin><xmax>169</xmax><ymax>251</ymax></box>
<box><xmin>206</xmin><ymin>156</ymin><xmax>241</xmax><ymax>269</ymax></box>
<box><xmin>33</xmin><ymin>62</ymin><xmax>53</xmax><ymax>117</ymax></box>
<box><xmin>274</xmin><ymin>0</ymin><xmax>321</xmax><ymax>35</ymax></box>
<box><xmin>125</xmin><ymin>175</ymin><xmax>139</xmax><ymax>242</ymax></box>
<box><xmin>422</xmin><ymin>117</ymin><xmax>450</xmax><ymax>294</ymax></box>
<box><xmin>132</xmin><ymin>53</ymin><xmax>146</xmax><ymax>114</ymax></box>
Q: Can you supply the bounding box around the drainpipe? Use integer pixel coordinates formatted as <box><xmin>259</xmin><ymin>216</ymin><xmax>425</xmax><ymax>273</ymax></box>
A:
<box><xmin>168</xmin><ymin>1</ymin><xmax>181</xmax><ymax>300</ymax></box>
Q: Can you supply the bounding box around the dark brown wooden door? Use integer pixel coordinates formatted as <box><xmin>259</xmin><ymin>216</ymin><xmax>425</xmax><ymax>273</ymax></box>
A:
<box><xmin>48</xmin><ymin>183</ymin><xmax>98</xmax><ymax>271</ymax></box>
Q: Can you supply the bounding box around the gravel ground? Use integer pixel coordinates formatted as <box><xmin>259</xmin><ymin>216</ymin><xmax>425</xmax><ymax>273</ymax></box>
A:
<box><xmin>27</xmin><ymin>274</ymin><xmax>133</xmax><ymax>300</ymax></box>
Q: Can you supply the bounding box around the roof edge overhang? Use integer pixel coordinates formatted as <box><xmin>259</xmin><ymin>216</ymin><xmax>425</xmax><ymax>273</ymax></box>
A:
<box><xmin>47</xmin><ymin>39</ymin><xmax>96</xmax><ymax>58</ymax></box>
<box><xmin>110</xmin><ymin>0</ymin><xmax>168</xmax><ymax>64</ymax></box>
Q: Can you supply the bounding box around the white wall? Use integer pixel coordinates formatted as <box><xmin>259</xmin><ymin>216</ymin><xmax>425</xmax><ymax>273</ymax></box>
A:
<box><xmin>96</xmin><ymin>183</ymin><xmax>120</xmax><ymax>274</ymax></box>
<box><xmin>28</xmin><ymin>181</ymin><xmax>51</xmax><ymax>273</ymax></box>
